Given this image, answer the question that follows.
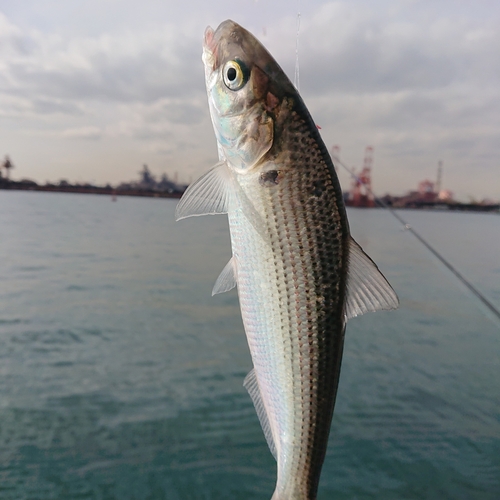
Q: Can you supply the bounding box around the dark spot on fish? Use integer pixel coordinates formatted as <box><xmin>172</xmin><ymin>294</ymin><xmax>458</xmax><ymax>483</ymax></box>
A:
<box><xmin>266</xmin><ymin>92</ymin><xmax>279</xmax><ymax>111</ymax></box>
<box><xmin>259</xmin><ymin>170</ymin><xmax>281</xmax><ymax>187</ymax></box>
<box><xmin>312</xmin><ymin>180</ymin><xmax>325</xmax><ymax>197</ymax></box>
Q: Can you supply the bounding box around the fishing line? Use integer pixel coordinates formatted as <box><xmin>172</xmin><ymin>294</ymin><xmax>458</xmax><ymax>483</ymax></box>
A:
<box><xmin>331</xmin><ymin>152</ymin><xmax>500</xmax><ymax>323</ymax></box>
<box><xmin>294</xmin><ymin>9</ymin><xmax>301</xmax><ymax>91</ymax></box>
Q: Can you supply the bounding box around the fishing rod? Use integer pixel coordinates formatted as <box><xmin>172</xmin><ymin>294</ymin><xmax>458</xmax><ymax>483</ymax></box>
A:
<box><xmin>289</xmin><ymin>11</ymin><xmax>499</xmax><ymax>322</ymax></box>
<box><xmin>331</xmin><ymin>153</ymin><xmax>500</xmax><ymax>324</ymax></box>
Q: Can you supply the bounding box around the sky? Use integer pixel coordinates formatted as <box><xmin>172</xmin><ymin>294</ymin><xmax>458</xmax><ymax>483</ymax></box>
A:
<box><xmin>0</xmin><ymin>0</ymin><xmax>499</xmax><ymax>200</ymax></box>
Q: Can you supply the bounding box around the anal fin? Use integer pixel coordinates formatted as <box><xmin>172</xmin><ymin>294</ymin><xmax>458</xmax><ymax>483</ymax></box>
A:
<box><xmin>212</xmin><ymin>257</ymin><xmax>237</xmax><ymax>295</ymax></box>
<box><xmin>243</xmin><ymin>369</ymin><xmax>277</xmax><ymax>460</ymax></box>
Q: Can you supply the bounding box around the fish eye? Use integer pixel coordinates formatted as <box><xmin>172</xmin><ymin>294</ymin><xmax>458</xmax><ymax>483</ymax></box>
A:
<box><xmin>223</xmin><ymin>60</ymin><xmax>249</xmax><ymax>91</ymax></box>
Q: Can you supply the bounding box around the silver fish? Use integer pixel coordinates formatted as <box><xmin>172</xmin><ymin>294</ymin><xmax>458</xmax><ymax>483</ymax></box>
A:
<box><xmin>176</xmin><ymin>20</ymin><xmax>398</xmax><ymax>500</ymax></box>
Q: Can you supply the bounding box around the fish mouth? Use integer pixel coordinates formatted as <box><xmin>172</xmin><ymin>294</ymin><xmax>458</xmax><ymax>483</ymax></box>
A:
<box><xmin>204</xmin><ymin>26</ymin><xmax>216</xmax><ymax>53</ymax></box>
<box><xmin>202</xmin><ymin>26</ymin><xmax>217</xmax><ymax>70</ymax></box>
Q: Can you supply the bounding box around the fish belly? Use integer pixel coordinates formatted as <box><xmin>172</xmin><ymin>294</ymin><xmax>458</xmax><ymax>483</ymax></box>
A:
<box><xmin>229</xmin><ymin>161</ymin><xmax>347</xmax><ymax>499</ymax></box>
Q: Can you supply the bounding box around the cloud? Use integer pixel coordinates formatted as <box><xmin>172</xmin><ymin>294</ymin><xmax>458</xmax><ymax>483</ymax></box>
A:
<box><xmin>291</xmin><ymin>3</ymin><xmax>500</xmax><ymax>97</ymax></box>
<box><xmin>1</xmin><ymin>10</ymin><xmax>207</xmax><ymax>119</ymax></box>
<box><xmin>0</xmin><ymin>94</ymin><xmax>83</xmax><ymax>118</ymax></box>
<box><xmin>0</xmin><ymin>12</ymin><xmax>34</xmax><ymax>57</ymax></box>
<box><xmin>4</xmin><ymin>32</ymin><xmax>204</xmax><ymax>105</ymax></box>
<box><xmin>32</xmin><ymin>98</ymin><xmax>83</xmax><ymax>115</ymax></box>
<box><xmin>61</xmin><ymin>126</ymin><xmax>102</xmax><ymax>140</ymax></box>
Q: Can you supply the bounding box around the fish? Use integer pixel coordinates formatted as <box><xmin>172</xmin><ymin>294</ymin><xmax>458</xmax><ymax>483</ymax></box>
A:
<box><xmin>175</xmin><ymin>19</ymin><xmax>399</xmax><ymax>500</ymax></box>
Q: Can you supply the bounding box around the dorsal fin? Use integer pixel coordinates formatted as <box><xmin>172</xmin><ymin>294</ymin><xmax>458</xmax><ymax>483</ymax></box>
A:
<box><xmin>243</xmin><ymin>369</ymin><xmax>277</xmax><ymax>460</ymax></box>
<box><xmin>175</xmin><ymin>161</ymin><xmax>232</xmax><ymax>220</ymax></box>
<box><xmin>345</xmin><ymin>236</ymin><xmax>399</xmax><ymax>320</ymax></box>
<box><xmin>212</xmin><ymin>257</ymin><xmax>237</xmax><ymax>295</ymax></box>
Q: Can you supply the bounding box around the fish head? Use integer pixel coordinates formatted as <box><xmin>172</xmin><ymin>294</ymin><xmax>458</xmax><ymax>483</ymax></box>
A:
<box><xmin>203</xmin><ymin>20</ymin><xmax>295</xmax><ymax>174</ymax></box>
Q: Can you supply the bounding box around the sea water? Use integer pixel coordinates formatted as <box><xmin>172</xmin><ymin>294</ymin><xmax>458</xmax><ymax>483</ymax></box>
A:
<box><xmin>0</xmin><ymin>191</ymin><xmax>498</xmax><ymax>499</ymax></box>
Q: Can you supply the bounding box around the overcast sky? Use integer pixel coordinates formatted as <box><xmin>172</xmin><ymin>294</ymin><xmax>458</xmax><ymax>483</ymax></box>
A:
<box><xmin>1</xmin><ymin>0</ymin><xmax>499</xmax><ymax>200</ymax></box>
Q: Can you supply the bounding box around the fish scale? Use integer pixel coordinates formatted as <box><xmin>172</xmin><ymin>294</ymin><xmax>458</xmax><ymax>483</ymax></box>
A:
<box><xmin>175</xmin><ymin>19</ymin><xmax>398</xmax><ymax>500</ymax></box>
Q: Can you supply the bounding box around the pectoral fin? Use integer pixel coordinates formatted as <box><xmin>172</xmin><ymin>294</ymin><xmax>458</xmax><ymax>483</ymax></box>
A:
<box><xmin>175</xmin><ymin>161</ymin><xmax>232</xmax><ymax>220</ymax></box>
<box><xmin>344</xmin><ymin>236</ymin><xmax>399</xmax><ymax>320</ymax></box>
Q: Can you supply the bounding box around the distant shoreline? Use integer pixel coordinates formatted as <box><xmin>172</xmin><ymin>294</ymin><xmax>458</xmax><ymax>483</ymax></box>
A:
<box><xmin>1</xmin><ymin>182</ymin><xmax>498</xmax><ymax>212</ymax></box>
<box><xmin>0</xmin><ymin>182</ymin><xmax>183</xmax><ymax>199</ymax></box>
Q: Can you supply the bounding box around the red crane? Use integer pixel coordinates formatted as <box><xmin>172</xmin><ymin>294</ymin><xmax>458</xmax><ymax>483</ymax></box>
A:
<box><xmin>349</xmin><ymin>146</ymin><xmax>375</xmax><ymax>207</ymax></box>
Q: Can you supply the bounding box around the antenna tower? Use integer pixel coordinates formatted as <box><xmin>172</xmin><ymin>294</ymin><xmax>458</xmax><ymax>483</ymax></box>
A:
<box><xmin>436</xmin><ymin>160</ymin><xmax>443</xmax><ymax>194</ymax></box>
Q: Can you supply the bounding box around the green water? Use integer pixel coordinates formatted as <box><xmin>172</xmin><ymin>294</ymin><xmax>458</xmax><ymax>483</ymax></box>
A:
<box><xmin>0</xmin><ymin>191</ymin><xmax>499</xmax><ymax>499</ymax></box>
